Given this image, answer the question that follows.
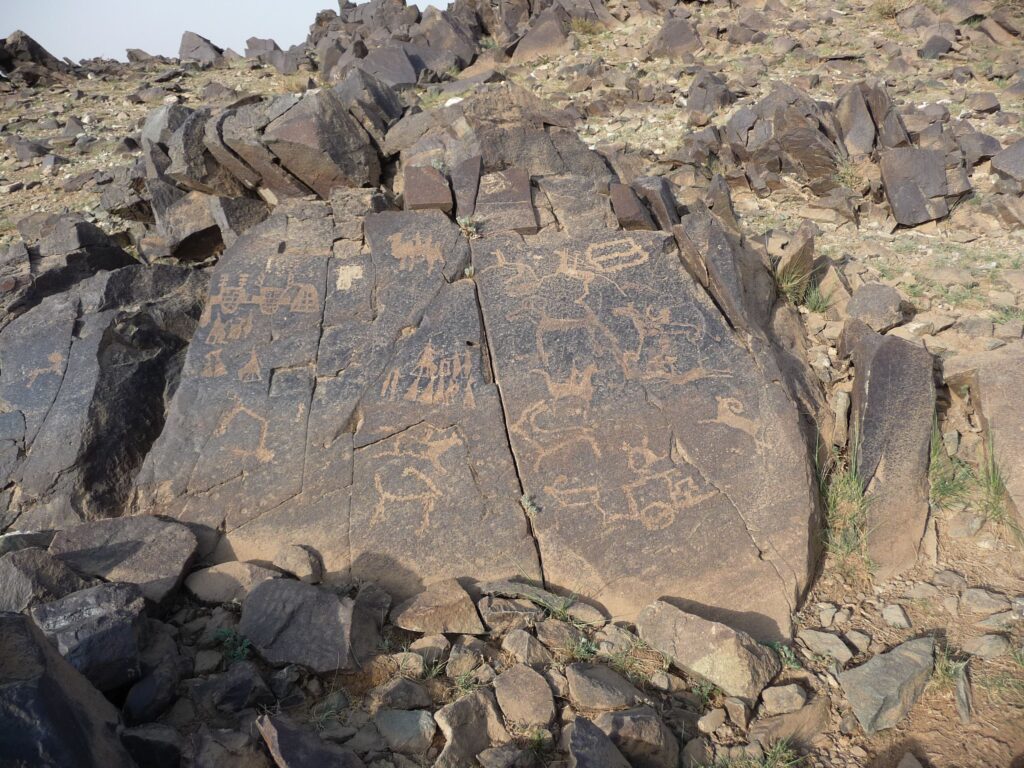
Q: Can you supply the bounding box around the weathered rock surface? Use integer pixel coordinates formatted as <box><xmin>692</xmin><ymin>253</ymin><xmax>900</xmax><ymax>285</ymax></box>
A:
<box><xmin>30</xmin><ymin>581</ymin><xmax>147</xmax><ymax>691</ymax></box>
<box><xmin>132</xmin><ymin>202</ymin><xmax>542</xmax><ymax>600</ymax></box>
<box><xmin>945</xmin><ymin>343</ymin><xmax>1024</xmax><ymax>522</ymax></box>
<box><xmin>239</xmin><ymin>578</ymin><xmax>355</xmax><ymax>673</ymax></box>
<box><xmin>48</xmin><ymin>516</ymin><xmax>198</xmax><ymax>604</ymax></box>
<box><xmin>0</xmin><ymin>265</ymin><xmax>207</xmax><ymax>532</ymax></box>
<box><xmin>494</xmin><ymin>663</ymin><xmax>555</xmax><ymax>727</ymax></box>
<box><xmin>473</xmin><ymin>226</ymin><xmax>815</xmax><ymax>637</ymax></box>
<box><xmin>839</xmin><ymin>637</ymin><xmax>934</xmax><ymax>734</ymax></box>
<box><xmin>636</xmin><ymin>600</ymin><xmax>780</xmax><ymax>702</ymax></box>
<box><xmin>840</xmin><ymin>320</ymin><xmax>935</xmax><ymax>578</ymax></box>
<box><xmin>0</xmin><ymin>612</ymin><xmax>136</xmax><ymax>767</ymax></box>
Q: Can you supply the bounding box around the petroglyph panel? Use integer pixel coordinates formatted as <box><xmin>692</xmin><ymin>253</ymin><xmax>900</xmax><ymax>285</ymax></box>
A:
<box><xmin>474</xmin><ymin>230</ymin><xmax>816</xmax><ymax>639</ymax></box>
<box><xmin>133</xmin><ymin>206</ymin><xmax>540</xmax><ymax>594</ymax></box>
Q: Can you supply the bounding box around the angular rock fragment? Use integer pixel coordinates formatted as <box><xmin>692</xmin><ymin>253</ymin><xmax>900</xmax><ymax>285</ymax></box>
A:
<box><xmin>494</xmin><ymin>663</ymin><xmax>555</xmax><ymax>727</ymax></box>
<box><xmin>434</xmin><ymin>689</ymin><xmax>511</xmax><ymax>767</ymax></box>
<box><xmin>403</xmin><ymin>165</ymin><xmax>453</xmax><ymax>212</ymax></box>
<box><xmin>847</xmin><ymin>283</ymin><xmax>903</xmax><ymax>332</ymax></box>
<box><xmin>30</xmin><ymin>582</ymin><xmax>147</xmax><ymax>691</ymax></box>
<box><xmin>0</xmin><ymin>613</ymin><xmax>136</xmax><ymax>767</ymax></box>
<box><xmin>263</xmin><ymin>89</ymin><xmax>381</xmax><ymax>196</ymax></box>
<box><xmin>49</xmin><ymin>516</ymin><xmax>198</xmax><ymax>605</ymax></box>
<box><xmin>390</xmin><ymin>578</ymin><xmax>485</xmax><ymax>634</ymax></box>
<box><xmin>566</xmin><ymin>663</ymin><xmax>646</xmax><ymax>711</ymax></box>
<box><xmin>649</xmin><ymin>19</ymin><xmax>702</xmax><ymax>58</ymax></box>
<box><xmin>179</xmin><ymin>31</ymin><xmax>223</xmax><ymax>66</ymax></box>
<box><xmin>566</xmin><ymin>716</ymin><xmax>631</xmax><ymax>767</ymax></box>
<box><xmin>0</xmin><ymin>547</ymin><xmax>88</xmax><ymax>612</ymax></box>
<box><xmin>184</xmin><ymin>561</ymin><xmax>281</xmax><ymax>604</ymax></box>
<box><xmin>839</xmin><ymin>637</ymin><xmax>934</xmax><ymax>734</ymax></box>
<box><xmin>636</xmin><ymin>601</ymin><xmax>780</xmax><ymax>702</ymax></box>
<box><xmin>880</xmin><ymin>147</ymin><xmax>951</xmax><ymax>226</ymax></box>
<box><xmin>257</xmin><ymin>714</ymin><xmax>365</xmax><ymax>767</ymax></box>
<box><xmin>239</xmin><ymin>579</ymin><xmax>355</xmax><ymax>673</ymax></box>
<box><xmin>594</xmin><ymin>706</ymin><xmax>679</xmax><ymax>768</ymax></box>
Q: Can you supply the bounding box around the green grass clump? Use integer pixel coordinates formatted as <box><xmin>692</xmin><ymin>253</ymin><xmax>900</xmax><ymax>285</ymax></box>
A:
<box><xmin>710</xmin><ymin>739</ymin><xmax>803</xmax><ymax>767</ymax></box>
<box><xmin>978</xmin><ymin>434</ymin><xmax>1022</xmax><ymax>543</ymax></box>
<box><xmin>819</xmin><ymin>442</ymin><xmax>873</xmax><ymax>579</ymax></box>
<box><xmin>929</xmin><ymin>417</ymin><xmax>972</xmax><ymax>511</ymax></box>
<box><xmin>803</xmin><ymin>281</ymin><xmax>832</xmax><ymax>314</ymax></box>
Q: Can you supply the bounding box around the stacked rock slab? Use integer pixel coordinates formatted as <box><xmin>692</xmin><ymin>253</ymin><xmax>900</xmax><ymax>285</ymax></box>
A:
<box><xmin>133</xmin><ymin>87</ymin><xmax>818</xmax><ymax>639</ymax></box>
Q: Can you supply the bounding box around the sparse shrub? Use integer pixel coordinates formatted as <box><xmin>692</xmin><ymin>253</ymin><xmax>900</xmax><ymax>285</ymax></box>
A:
<box><xmin>458</xmin><ymin>215</ymin><xmax>481</xmax><ymax>240</ymax></box>
<box><xmin>215</xmin><ymin>628</ymin><xmax>251</xmax><ymax>663</ymax></box>
<box><xmin>570</xmin><ymin>17</ymin><xmax>600</xmax><ymax>37</ymax></box>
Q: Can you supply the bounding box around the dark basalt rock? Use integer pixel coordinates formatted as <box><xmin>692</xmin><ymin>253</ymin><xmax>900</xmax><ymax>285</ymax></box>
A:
<box><xmin>30</xmin><ymin>582</ymin><xmax>147</xmax><ymax>692</ymax></box>
<box><xmin>0</xmin><ymin>612</ymin><xmax>136</xmax><ymax>767</ymax></box>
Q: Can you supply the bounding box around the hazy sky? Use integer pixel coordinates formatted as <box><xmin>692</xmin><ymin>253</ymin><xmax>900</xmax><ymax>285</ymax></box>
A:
<box><xmin>1</xmin><ymin>0</ymin><xmax>347</xmax><ymax>63</ymax></box>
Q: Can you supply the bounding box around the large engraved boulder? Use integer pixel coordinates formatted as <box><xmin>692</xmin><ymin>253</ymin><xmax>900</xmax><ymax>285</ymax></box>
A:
<box><xmin>473</xmin><ymin>229</ymin><xmax>816</xmax><ymax>638</ymax></box>
<box><xmin>130</xmin><ymin>100</ymin><xmax>819</xmax><ymax>640</ymax></box>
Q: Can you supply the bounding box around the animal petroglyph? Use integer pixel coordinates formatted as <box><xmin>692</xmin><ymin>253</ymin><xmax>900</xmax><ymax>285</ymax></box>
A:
<box><xmin>511</xmin><ymin>400</ymin><xmax>603</xmax><ymax>472</ymax></box>
<box><xmin>213</xmin><ymin>397</ymin><xmax>274</xmax><ymax>465</ymax></box>
<box><xmin>702</xmin><ymin>396</ymin><xmax>760</xmax><ymax>439</ymax></box>
<box><xmin>387</xmin><ymin>231</ymin><xmax>445</xmax><ymax>273</ymax></box>
<box><xmin>25</xmin><ymin>351</ymin><xmax>65</xmax><ymax>387</ymax></box>
<box><xmin>370</xmin><ymin>425</ymin><xmax>465</xmax><ymax>535</ymax></box>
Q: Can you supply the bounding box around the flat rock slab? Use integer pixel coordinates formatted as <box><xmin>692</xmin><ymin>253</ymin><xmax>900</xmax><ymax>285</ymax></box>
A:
<box><xmin>839</xmin><ymin>637</ymin><xmax>934</xmax><ymax>734</ymax></box>
<box><xmin>494</xmin><ymin>663</ymin><xmax>555</xmax><ymax>727</ymax></box>
<box><xmin>0</xmin><ymin>613</ymin><xmax>136</xmax><ymax>767</ymax></box>
<box><xmin>473</xmin><ymin>229</ymin><xmax>815</xmax><ymax>638</ymax></box>
<box><xmin>49</xmin><ymin>515</ymin><xmax>198</xmax><ymax>605</ymax></box>
<box><xmin>880</xmin><ymin>147</ymin><xmax>951</xmax><ymax>226</ymax></box>
<box><xmin>390</xmin><ymin>578</ymin><xmax>484</xmax><ymax>634</ymax></box>
<box><xmin>240</xmin><ymin>579</ymin><xmax>355</xmax><ymax>673</ymax></box>
<box><xmin>636</xmin><ymin>600</ymin><xmax>780</xmax><ymax>703</ymax></box>
<box><xmin>566</xmin><ymin>663</ymin><xmax>646</xmax><ymax>711</ymax></box>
